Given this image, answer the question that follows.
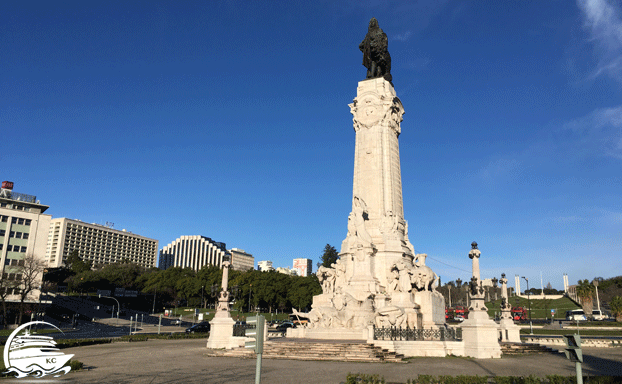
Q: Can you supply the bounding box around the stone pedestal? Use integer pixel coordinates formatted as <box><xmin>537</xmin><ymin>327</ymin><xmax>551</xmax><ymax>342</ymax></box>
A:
<box><xmin>413</xmin><ymin>291</ymin><xmax>445</xmax><ymax>329</ymax></box>
<box><xmin>206</xmin><ymin>317</ymin><xmax>245</xmax><ymax>349</ymax></box>
<box><xmin>461</xmin><ymin>308</ymin><xmax>502</xmax><ymax>358</ymax></box>
<box><xmin>498</xmin><ymin>316</ymin><xmax>521</xmax><ymax>343</ymax></box>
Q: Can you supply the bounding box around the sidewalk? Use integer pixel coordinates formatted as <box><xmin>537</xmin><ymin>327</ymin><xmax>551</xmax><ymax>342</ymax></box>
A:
<box><xmin>24</xmin><ymin>338</ymin><xmax>622</xmax><ymax>384</ymax></box>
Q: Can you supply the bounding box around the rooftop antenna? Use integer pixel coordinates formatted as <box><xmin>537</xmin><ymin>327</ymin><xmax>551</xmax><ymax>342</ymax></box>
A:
<box><xmin>105</xmin><ymin>222</ymin><xmax>114</xmax><ymax>229</ymax></box>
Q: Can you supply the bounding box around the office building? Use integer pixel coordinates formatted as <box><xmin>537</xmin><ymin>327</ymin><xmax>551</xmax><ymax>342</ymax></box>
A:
<box><xmin>159</xmin><ymin>235</ymin><xmax>227</xmax><ymax>271</ymax></box>
<box><xmin>293</xmin><ymin>258</ymin><xmax>313</xmax><ymax>277</ymax></box>
<box><xmin>46</xmin><ymin>218</ymin><xmax>158</xmax><ymax>269</ymax></box>
<box><xmin>0</xmin><ymin>181</ymin><xmax>51</xmax><ymax>302</ymax></box>
<box><xmin>229</xmin><ymin>248</ymin><xmax>254</xmax><ymax>271</ymax></box>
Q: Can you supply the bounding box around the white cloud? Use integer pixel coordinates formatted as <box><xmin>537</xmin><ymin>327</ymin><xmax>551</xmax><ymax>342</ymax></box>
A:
<box><xmin>563</xmin><ymin>105</ymin><xmax>622</xmax><ymax>159</ymax></box>
<box><xmin>577</xmin><ymin>0</ymin><xmax>622</xmax><ymax>81</ymax></box>
<box><xmin>393</xmin><ymin>31</ymin><xmax>413</xmax><ymax>42</ymax></box>
<box><xmin>477</xmin><ymin>158</ymin><xmax>521</xmax><ymax>181</ymax></box>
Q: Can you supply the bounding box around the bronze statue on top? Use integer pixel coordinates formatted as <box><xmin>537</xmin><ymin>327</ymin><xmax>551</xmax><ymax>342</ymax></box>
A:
<box><xmin>359</xmin><ymin>18</ymin><xmax>392</xmax><ymax>83</ymax></box>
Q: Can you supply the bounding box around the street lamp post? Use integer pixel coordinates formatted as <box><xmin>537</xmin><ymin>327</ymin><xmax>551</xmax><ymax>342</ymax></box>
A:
<box><xmin>99</xmin><ymin>294</ymin><xmax>120</xmax><ymax>326</ymax></box>
<box><xmin>447</xmin><ymin>284</ymin><xmax>452</xmax><ymax>307</ymax></box>
<box><xmin>593</xmin><ymin>279</ymin><xmax>601</xmax><ymax>312</ymax></box>
<box><xmin>521</xmin><ymin>276</ymin><xmax>533</xmax><ymax>334</ymax></box>
<box><xmin>152</xmin><ymin>286</ymin><xmax>157</xmax><ymax>315</ymax></box>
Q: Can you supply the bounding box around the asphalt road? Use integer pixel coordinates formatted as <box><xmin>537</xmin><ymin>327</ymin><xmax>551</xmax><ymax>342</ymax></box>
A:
<box><xmin>7</xmin><ymin>339</ymin><xmax>620</xmax><ymax>384</ymax></box>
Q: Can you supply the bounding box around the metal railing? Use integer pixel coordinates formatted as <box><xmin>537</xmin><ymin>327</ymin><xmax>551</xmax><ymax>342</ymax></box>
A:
<box><xmin>0</xmin><ymin>190</ymin><xmax>36</xmax><ymax>203</ymax></box>
<box><xmin>373</xmin><ymin>326</ymin><xmax>462</xmax><ymax>341</ymax></box>
<box><xmin>233</xmin><ymin>323</ymin><xmax>254</xmax><ymax>337</ymax></box>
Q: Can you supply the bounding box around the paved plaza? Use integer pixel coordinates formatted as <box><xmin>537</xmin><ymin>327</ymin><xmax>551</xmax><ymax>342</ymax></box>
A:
<box><xmin>6</xmin><ymin>339</ymin><xmax>621</xmax><ymax>383</ymax></box>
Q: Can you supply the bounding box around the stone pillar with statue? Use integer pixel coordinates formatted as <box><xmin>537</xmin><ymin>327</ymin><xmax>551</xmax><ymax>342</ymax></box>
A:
<box><xmin>207</xmin><ymin>256</ymin><xmax>248</xmax><ymax>349</ymax></box>
<box><xmin>497</xmin><ymin>273</ymin><xmax>521</xmax><ymax>342</ymax></box>
<box><xmin>460</xmin><ymin>242</ymin><xmax>502</xmax><ymax>358</ymax></box>
<box><xmin>289</xmin><ymin>18</ymin><xmax>445</xmax><ymax>341</ymax></box>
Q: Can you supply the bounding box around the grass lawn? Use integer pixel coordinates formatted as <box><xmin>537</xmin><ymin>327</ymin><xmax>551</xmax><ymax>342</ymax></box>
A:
<box><xmin>486</xmin><ymin>296</ymin><xmax>581</xmax><ymax>320</ymax></box>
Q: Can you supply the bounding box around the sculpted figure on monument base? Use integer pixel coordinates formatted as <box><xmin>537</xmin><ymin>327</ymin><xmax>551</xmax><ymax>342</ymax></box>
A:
<box><xmin>352</xmin><ymin>196</ymin><xmax>373</xmax><ymax>247</ymax></box>
<box><xmin>375</xmin><ymin>305</ymin><xmax>405</xmax><ymax>328</ymax></box>
<box><xmin>410</xmin><ymin>253</ymin><xmax>439</xmax><ymax>292</ymax></box>
<box><xmin>317</xmin><ymin>265</ymin><xmax>336</xmax><ymax>294</ymax></box>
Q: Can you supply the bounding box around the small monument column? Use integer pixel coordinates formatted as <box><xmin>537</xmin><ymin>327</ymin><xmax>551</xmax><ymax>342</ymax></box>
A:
<box><xmin>207</xmin><ymin>257</ymin><xmax>245</xmax><ymax>349</ymax></box>
<box><xmin>461</xmin><ymin>242</ymin><xmax>502</xmax><ymax>358</ymax></box>
<box><xmin>498</xmin><ymin>273</ymin><xmax>520</xmax><ymax>342</ymax></box>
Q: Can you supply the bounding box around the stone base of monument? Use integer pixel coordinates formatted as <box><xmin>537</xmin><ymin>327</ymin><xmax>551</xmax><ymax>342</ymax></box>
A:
<box><xmin>206</xmin><ymin>317</ymin><xmax>247</xmax><ymax>349</ymax></box>
<box><xmin>460</xmin><ymin>310</ymin><xmax>502</xmax><ymax>358</ymax></box>
<box><xmin>372</xmin><ymin>339</ymin><xmax>465</xmax><ymax>357</ymax></box>
<box><xmin>287</xmin><ymin>326</ymin><xmax>370</xmax><ymax>340</ymax></box>
<box><xmin>413</xmin><ymin>291</ymin><xmax>446</xmax><ymax>329</ymax></box>
<box><xmin>498</xmin><ymin>317</ymin><xmax>521</xmax><ymax>343</ymax></box>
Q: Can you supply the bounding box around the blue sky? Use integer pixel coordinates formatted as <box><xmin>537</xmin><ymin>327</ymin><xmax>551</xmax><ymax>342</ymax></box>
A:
<box><xmin>2</xmin><ymin>1</ymin><xmax>621</xmax><ymax>290</ymax></box>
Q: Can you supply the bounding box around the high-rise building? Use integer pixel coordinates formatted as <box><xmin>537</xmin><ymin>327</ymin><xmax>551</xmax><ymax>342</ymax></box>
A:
<box><xmin>159</xmin><ymin>235</ymin><xmax>227</xmax><ymax>271</ymax></box>
<box><xmin>0</xmin><ymin>181</ymin><xmax>51</xmax><ymax>303</ymax></box>
<box><xmin>229</xmin><ymin>248</ymin><xmax>254</xmax><ymax>271</ymax></box>
<box><xmin>46</xmin><ymin>218</ymin><xmax>158</xmax><ymax>269</ymax></box>
<box><xmin>293</xmin><ymin>258</ymin><xmax>313</xmax><ymax>277</ymax></box>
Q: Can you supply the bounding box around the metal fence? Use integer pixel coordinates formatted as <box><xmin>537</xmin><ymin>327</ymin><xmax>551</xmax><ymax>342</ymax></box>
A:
<box><xmin>233</xmin><ymin>323</ymin><xmax>254</xmax><ymax>337</ymax></box>
<box><xmin>373</xmin><ymin>326</ymin><xmax>462</xmax><ymax>341</ymax></box>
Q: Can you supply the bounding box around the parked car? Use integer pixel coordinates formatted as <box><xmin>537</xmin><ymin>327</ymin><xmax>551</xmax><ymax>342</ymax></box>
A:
<box><xmin>566</xmin><ymin>309</ymin><xmax>586</xmax><ymax>321</ymax></box>
<box><xmin>276</xmin><ymin>322</ymin><xmax>296</xmax><ymax>331</ymax></box>
<box><xmin>185</xmin><ymin>322</ymin><xmax>211</xmax><ymax>333</ymax></box>
<box><xmin>592</xmin><ymin>310</ymin><xmax>609</xmax><ymax>321</ymax></box>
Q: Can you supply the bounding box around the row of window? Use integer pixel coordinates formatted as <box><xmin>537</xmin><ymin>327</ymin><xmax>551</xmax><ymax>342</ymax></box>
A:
<box><xmin>4</xmin><ymin>258</ymin><xmax>25</xmax><ymax>266</ymax></box>
<box><xmin>0</xmin><ymin>288</ymin><xmax>21</xmax><ymax>295</ymax></box>
<box><xmin>0</xmin><ymin>216</ymin><xmax>32</xmax><ymax>225</ymax></box>
<box><xmin>1</xmin><ymin>244</ymin><xmax>27</xmax><ymax>253</ymax></box>
<box><xmin>0</xmin><ymin>203</ymin><xmax>31</xmax><ymax>212</ymax></box>
<box><xmin>2</xmin><ymin>273</ymin><xmax>23</xmax><ymax>281</ymax></box>
<box><xmin>7</xmin><ymin>231</ymin><xmax>29</xmax><ymax>239</ymax></box>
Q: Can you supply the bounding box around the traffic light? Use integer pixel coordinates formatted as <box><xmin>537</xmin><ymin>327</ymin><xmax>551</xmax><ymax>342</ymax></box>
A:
<box><xmin>245</xmin><ymin>315</ymin><xmax>265</xmax><ymax>353</ymax></box>
<box><xmin>563</xmin><ymin>334</ymin><xmax>583</xmax><ymax>363</ymax></box>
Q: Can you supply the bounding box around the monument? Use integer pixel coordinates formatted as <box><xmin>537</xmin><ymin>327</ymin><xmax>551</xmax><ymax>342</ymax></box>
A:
<box><xmin>497</xmin><ymin>273</ymin><xmax>521</xmax><ymax>342</ymax></box>
<box><xmin>290</xmin><ymin>18</ymin><xmax>445</xmax><ymax>340</ymax></box>
<box><xmin>206</xmin><ymin>257</ymin><xmax>247</xmax><ymax>349</ymax></box>
<box><xmin>460</xmin><ymin>242</ymin><xmax>502</xmax><ymax>358</ymax></box>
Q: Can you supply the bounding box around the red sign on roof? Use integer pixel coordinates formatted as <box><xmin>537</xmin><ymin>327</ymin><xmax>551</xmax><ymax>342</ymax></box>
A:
<box><xmin>1</xmin><ymin>181</ymin><xmax>14</xmax><ymax>190</ymax></box>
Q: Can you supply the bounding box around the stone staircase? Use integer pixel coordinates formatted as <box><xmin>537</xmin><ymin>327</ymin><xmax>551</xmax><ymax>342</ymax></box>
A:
<box><xmin>501</xmin><ymin>342</ymin><xmax>561</xmax><ymax>355</ymax></box>
<box><xmin>206</xmin><ymin>340</ymin><xmax>407</xmax><ymax>363</ymax></box>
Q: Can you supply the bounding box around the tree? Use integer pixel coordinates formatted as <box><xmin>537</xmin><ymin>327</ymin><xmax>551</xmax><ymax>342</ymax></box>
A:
<box><xmin>320</xmin><ymin>244</ymin><xmax>339</xmax><ymax>268</ymax></box>
<box><xmin>66</xmin><ymin>250</ymin><xmax>91</xmax><ymax>274</ymax></box>
<box><xmin>16</xmin><ymin>254</ymin><xmax>46</xmax><ymax>324</ymax></box>
<box><xmin>0</xmin><ymin>277</ymin><xmax>19</xmax><ymax>327</ymax></box>
<box><xmin>576</xmin><ymin>279</ymin><xmax>595</xmax><ymax>319</ymax></box>
<box><xmin>610</xmin><ymin>296</ymin><xmax>622</xmax><ymax>322</ymax></box>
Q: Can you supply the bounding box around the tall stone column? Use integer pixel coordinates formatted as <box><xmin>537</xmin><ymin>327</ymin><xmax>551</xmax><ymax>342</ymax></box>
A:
<box><xmin>461</xmin><ymin>242</ymin><xmax>502</xmax><ymax>358</ymax></box>
<box><xmin>207</xmin><ymin>257</ymin><xmax>244</xmax><ymax>349</ymax></box>
<box><xmin>342</xmin><ymin>77</ymin><xmax>414</xmax><ymax>292</ymax></box>
<box><xmin>498</xmin><ymin>273</ymin><xmax>521</xmax><ymax>342</ymax></box>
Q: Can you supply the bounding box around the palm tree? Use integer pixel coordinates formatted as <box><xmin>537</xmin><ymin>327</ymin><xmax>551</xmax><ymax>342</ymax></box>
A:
<box><xmin>575</xmin><ymin>279</ymin><xmax>595</xmax><ymax>320</ymax></box>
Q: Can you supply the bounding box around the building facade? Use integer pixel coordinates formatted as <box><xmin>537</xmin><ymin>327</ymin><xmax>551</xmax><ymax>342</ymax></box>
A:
<box><xmin>229</xmin><ymin>248</ymin><xmax>254</xmax><ymax>271</ymax></box>
<box><xmin>46</xmin><ymin>218</ymin><xmax>158</xmax><ymax>269</ymax></box>
<box><xmin>0</xmin><ymin>182</ymin><xmax>51</xmax><ymax>302</ymax></box>
<box><xmin>257</xmin><ymin>260</ymin><xmax>273</xmax><ymax>272</ymax></box>
<box><xmin>159</xmin><ymin>235</ymin><xmax>227</xmax><ymax>271</ymax></box>
<box><xmin>293</xmin><ymin>258</ymin><xmax>313</xmax><ymax>277</ymax></box>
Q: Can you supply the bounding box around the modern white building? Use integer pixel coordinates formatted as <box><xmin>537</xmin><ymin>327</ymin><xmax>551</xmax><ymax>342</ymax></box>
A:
<box><xmin>229</xmin><ymin>248</ymin><xmax>254</xmax><ymax>271</ymax></box>
<box><xmin>276</xmin><ymin>267</ymin><xmax>296</xmax><ymax>276</ymax></box>
<box><xmin>293</xmin><ymin>258</ymin><xmax>313</xmax><ymax>277</ymax></box>
<box><xmin>159</xmin><ymin>235</ymin><xmax>227</xmax><ymax>271</ymax></box>
<box><xmin>257</xmin><ymin>260</ymin><xmax>273</xmax><ymax>272</ymax></box>
<box><xmin>46</xmin><ymin>218</ymin><xmax>158</xmax><ymax>269</ymax></box>
<box><xmin>0</xmin><ymin>181</ymin><xmax>51</xmax><ymax>303</ymax></box>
